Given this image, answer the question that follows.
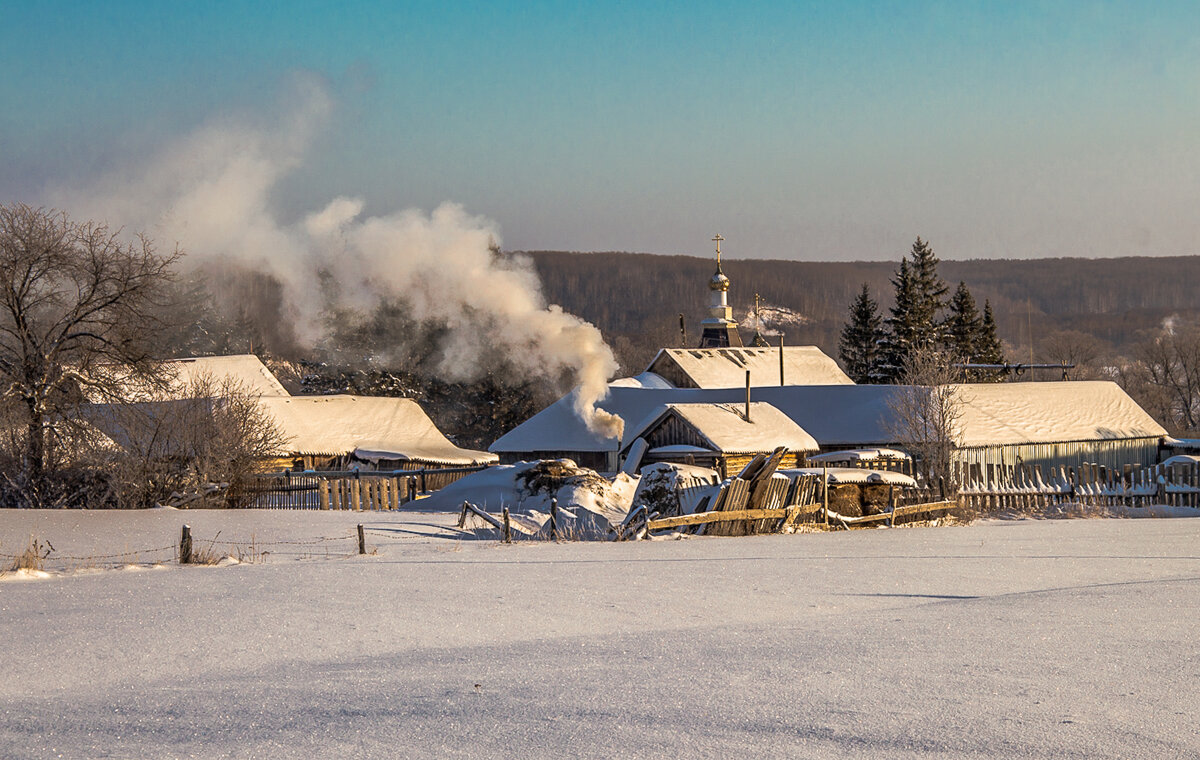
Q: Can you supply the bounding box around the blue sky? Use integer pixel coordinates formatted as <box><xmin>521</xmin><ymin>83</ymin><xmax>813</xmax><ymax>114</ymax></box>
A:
<box><xmin>3</xmin><ymin>1</ymin><xmax>1199</xmax><ymax>260</ymax></box>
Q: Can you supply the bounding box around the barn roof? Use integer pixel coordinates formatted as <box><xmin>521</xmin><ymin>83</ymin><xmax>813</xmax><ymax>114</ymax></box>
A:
<box><xmin>259</xmin><ymin>395</ymin><xmax>496</xmax><ymax>464</ymax></box>
<box><xmin>490</xmin><ymin>380</ymin><xmax>1165</xmax><ymax>455</ymax></box>
<box><xmin>646</xmin><ymin>346</ymin><xmax>853</xmax><ymax>388</ymax></box>
<box><xmin>623</xmin><ymin>402</ymin><xmax>819</xmax><ymax>455</ymax></box>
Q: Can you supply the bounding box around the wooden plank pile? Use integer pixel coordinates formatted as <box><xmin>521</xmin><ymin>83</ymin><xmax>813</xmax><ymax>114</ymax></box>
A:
<box><xmin>616</xmin><ymin>447</ymin><xmax>961</xmax><ymax>539</ymax></box>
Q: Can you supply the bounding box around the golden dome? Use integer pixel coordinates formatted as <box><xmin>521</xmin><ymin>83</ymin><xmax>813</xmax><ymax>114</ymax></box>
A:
<box><xmin>709</xmin><ymin>267</ymin><xmax>730</xmax><ymax>291</ymax></box>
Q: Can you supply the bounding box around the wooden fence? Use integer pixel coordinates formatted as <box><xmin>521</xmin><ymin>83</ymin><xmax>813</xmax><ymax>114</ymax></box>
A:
<box><xmin>248</xmin><ymin>466</ymin><xmax>489</xmax><ymax>510</ymax></box>
<box><xmin>956</xmin><ymin>461</ymin><xmax>1200</xmax><ymax>512</ymax></box>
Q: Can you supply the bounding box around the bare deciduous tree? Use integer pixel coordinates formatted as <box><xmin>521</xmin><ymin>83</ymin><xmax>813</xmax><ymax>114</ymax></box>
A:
<box><xmin>89</xmin><ymin>374</ymin><xmax>288</xmax><ymax>508</ymax></box>
<box><xmin>0</xmin><ymin>204</ymin><xmax>177</xmax><ymax>505</ymax></box>
<box><xmin>1038</xmin><ymin>329</ymin><xmax>1110</xmax><ymax>381</ymax></box>
<box><xmin>1120</xmin><ymin>324</ymin><xmax>1200</xmax><ymax>435</ymax></box>
<box><xmin>885</xmin><ymin>349</ymin><xmax>966</xmax><ymax>488</ymax></box>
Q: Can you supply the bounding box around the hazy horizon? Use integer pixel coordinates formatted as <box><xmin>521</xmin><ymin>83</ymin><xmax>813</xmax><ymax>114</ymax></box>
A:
<box><xmin>4</xmin><ymin>2</ymin><xmax>1200</xmax><ymax>262</ymax></box>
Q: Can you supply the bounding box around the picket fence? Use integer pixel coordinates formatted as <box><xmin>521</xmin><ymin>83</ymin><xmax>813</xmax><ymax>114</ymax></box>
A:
<box><xmin>955</xmin><ymin>461</ymin><xmax>1200</xmax><ymax>512</ymax></box>
<box><xmin>247</xmin><ymin>466</ymin><xmax>488</xmax><ymax>510</ymax></box>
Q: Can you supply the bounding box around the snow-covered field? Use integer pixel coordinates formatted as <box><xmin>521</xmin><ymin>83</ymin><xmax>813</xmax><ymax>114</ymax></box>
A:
<box><xmin>2</xmin><ymin>509</ymin><xmax>1199</xmax><ymax>758</ymax></box>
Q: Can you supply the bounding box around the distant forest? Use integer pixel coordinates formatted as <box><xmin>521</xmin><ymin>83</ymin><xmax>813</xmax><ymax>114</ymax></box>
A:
<box><xmin>524</xmin><ymin>250</ymin><xmax>1200</xmax><ymax>374</ymax></box>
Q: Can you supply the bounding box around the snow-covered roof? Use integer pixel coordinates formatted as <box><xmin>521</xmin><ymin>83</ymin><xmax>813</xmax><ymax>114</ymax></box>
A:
<box><xmin>624</xmin><ymin>402</ymin><xmax>819</xmax><ymax>455</ymax></box>
<box><xmin>781</xmin><ymin>467</ymin><xmax>917</xmax><ymax>486</ymax></box>
<box><xmin>807</xmin><ymin>448</ymin><xmax>911</xmax><ymax>463</ymax></box>
<box><xmin>948</xmin><ymin>381</ymin><xmax>1166</xmax><ymax>447</ymax></box>
<box><xmin>1160</xmin><ymin>454</ymin><xmax>1200</xmax><ymax>467</ymax></box>
<box><xmin>160</xmin><ymin>355</ymin><xmax>289</xmax><ymax>398</ymax></box>
<box><xmin>490</xmin><ymin>380</ymin><xmax>1164</xmax><ymax>455</ymax></box>
<box><xmin>646</xmin><ymin>346</ymin><xmax>853</xmax><ymax>388</ymax></box>
<box><xmin>258</xmin><ymin>395</ymin><xmax>496</xmax><ymax>465</ymax></box>
<box><xmin>609</xmin><ymin>371</ymin><xmax>674</xmax><ymax>389</ymax></box>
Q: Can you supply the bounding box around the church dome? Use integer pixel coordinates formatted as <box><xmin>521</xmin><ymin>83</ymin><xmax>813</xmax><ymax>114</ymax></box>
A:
<box><xmin>709</xmin><ymin>268</ymin><xmax>730</xmax><ymax>291</ymax></box>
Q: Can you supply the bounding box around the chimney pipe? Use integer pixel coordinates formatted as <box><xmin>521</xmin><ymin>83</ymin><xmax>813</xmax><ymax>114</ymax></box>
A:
<box><xmin>745</xmin><ymin>369</ymin><xmax>751</xmax><ymax>422</ymax></box>
<box><xmin>779</xmin><ymin>335</ymin><xmax>785</xmax><ymax>386</ymax></box>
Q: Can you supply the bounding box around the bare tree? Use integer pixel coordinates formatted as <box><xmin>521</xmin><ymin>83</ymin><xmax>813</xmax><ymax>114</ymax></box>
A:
<box><xmin>1119</xmin><ymin>324</ymin><xmax>1200</xmax><ymax>435</ymax></box>
<box><xmin>0</xmin><ymin>204</ymin><xmax>177</xmax><ymax>505</ymax></box>
<box><xmin>885</xmin><ymin>348</ymin><xmax>966</xmax><ymax>488</ymax></box>
<box><xmin>89</xmin><ymin>374</ymin><xmax>288</xmax><ymax>508</ymax></box>
<box><xmin>1038</xmin><ymin>329</ymin><xmax>1110</xmax><ymax>380</ymax></box>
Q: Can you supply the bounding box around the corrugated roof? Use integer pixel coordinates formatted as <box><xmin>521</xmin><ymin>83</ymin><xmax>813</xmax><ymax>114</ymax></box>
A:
<box><xmin>647</xmin><ymin>346</ymin><xmax>853</xmax><ymax>387</ymax></box>
<box><xmin>624</xmin><ymin>402</ymin><xmax>819</xmax><ymax>454</ymax></box>
<box><xmin>258</xmin><ymin>395</ymin><xmax>496</xmax><ymax>465</ymax></box>
<box><xmin>490</xmin><ymin>381</ymin><xmax>1165</xmax><ymax>454</ymax></box>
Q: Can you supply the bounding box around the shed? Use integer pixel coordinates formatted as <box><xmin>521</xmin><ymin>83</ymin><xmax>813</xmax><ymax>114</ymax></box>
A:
<box><xmin>645</xmin><ymin>346</ymin><xmax>853</xmax><ymax>388</ymax></box>
<box><xmin>620</xmin><ymin>402</ymin><xmax>819</xmax><ymax>475</ymax></box>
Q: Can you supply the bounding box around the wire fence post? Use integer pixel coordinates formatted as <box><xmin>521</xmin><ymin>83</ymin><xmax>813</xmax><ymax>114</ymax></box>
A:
<box><xmin>550</xmin><ymin>497</ymin><xmax>559</xmax><ymax>541</ymax></box>
<box><xmin>179</xmin><ymin>525</ymin><xmax>192</xmax><ymax>564</ymax></box>
<box><xmin>357</xmin><ymin>524</ymin><xmax>366</xmax><ymax>555</ymax></box>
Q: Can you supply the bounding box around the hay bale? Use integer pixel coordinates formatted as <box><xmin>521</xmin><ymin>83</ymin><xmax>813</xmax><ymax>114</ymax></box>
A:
<box><xmin>861</xmin><ymin>484</ymin><xmax>892</xmax><ymax>516</ymax></box>
<box><xmin>827</xmin><ymin>484</ymin><xmax>863</xmax><ymax>517</ymax></box>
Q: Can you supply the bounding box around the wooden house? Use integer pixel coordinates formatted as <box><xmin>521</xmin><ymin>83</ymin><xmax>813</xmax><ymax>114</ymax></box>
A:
<box><xmin>619</xmin><ymin>402</ymin><xmax>818</xmax><ymax>477</ymax></box>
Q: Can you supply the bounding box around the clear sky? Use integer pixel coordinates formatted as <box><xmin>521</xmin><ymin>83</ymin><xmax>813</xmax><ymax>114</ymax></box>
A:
<box><xmin>3</xmin><ymin>1</ymin><xmax>1199</xmax><ymax>261</ymax></box>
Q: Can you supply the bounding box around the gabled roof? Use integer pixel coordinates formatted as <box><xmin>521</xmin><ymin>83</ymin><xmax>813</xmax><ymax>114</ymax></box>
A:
<box><xmin>646</xmin><ymin>346</ymin><xmax>853</xmax><ymax>388</ymax></box>
<box><xmin>624</xmin><ymin>402</ymin><xmax>818</xmax><ymax>455</ymax></box>
<box><xmin>490</xmin><ymin>381</ymin><xmax>1165</xmax><ymax>454</ymax></box>
<box><xmin>162</xmin><ymin>355</ymin><xmax>288</xmax><ymax>398</ymax></box>
<box><xmin>259</xmin><ymin>395</ymin><xmax>496</xmax><ymax>464</ymax></box>
<box><xmin>947</xmin><ymin>381</ymin><xmax>1166</xmax><ymax>447</ymax></box>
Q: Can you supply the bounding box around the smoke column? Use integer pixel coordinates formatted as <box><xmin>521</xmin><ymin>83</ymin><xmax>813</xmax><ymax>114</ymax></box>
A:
<box><xmin>52</xmin><ymin>77</ymin><xmax>624</xmax><ymax>440</ymax></box>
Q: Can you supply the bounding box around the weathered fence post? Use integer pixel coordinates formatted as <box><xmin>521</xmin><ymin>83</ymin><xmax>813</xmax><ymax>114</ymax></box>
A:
<box><xmin>822</xmin><ymin>466</ymin><xmax>829</xmax><ymax>527</ymax></box>
<box><xmin>502</xmin><ymin>508</ymin><xmax>512</xmax><ymax>544</ymax></box>
<box><xmin>550</xmin><ymin>497</ymin><xmax>559</xmax><ymax>541</ymax></box>
<box><xmin>180</xmin><ymin>525</ymin><xmax>192</xmax><ymax>564</ymax></box>
<box><xmin>319</xmin><ymin>479</ymin><xmax>330</xmax><ymax>511</ymax></box>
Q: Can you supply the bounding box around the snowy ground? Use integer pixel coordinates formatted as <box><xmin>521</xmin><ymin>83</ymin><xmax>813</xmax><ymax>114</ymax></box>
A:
<box><xmin>2</xmin><ymin>509</ymin><xmax>1199</xmax><ymax>758</ymax></box>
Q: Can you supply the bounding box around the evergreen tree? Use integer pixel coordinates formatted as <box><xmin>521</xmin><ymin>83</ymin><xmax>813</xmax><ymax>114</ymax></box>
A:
<box><xmin>839</xmin><ymin>283</ymin><xmax>885</xmax><ymax>383</ymax></box>
<box><xmin>942</xmin><ymin>281</ymin><xmax>982</xmax><ymax>363</ymax></box>
<box><xmin>879</xmin><ymin>238</ymin><xmax>951</xmax><ymax>382</ymax></box>
<box><xmin>909</xmin><ymin>236</ymin><xmax>948</xmax><ymax>344</ymax></box>
<box><xmin>975</xmin><ymin>300</ymin><xmax>1007</xmax><ymax>381</ymax></box>
<box><xmin>880</xmin><ymin>257</ymin><xmax>919</xmax><ymax>382</ymax></box>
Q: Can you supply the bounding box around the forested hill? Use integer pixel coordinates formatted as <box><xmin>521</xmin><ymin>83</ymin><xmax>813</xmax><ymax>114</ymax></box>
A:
<box><xmin>524</xmin><ymin>250</ymin><xmax>1200</xmax><ymax>374</ymax></box>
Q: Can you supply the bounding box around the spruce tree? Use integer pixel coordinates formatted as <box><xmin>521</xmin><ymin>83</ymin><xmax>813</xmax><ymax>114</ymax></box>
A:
<box><xmin>880</xmin><ymin>257</ymin><xmax>919</xmax><ymax>382</ymax></box>
<box><xmin>909</xmin><ymin>236</ymin><xmax>948</xmax><ymax>345</ymax></box>
<box><xmin>839</xmin><ymin>283</ymin><xmax>885</xmax><ymax>383</ymax></box>
<box><xmin>943</xmin><ymin>281</ymin><xmax>982</xmax><ymax>363</ymax></box>
<box><xmin>975</xmin><ymin>300</ymin><xmax>1007</xmax><ymax>381</ymax></box>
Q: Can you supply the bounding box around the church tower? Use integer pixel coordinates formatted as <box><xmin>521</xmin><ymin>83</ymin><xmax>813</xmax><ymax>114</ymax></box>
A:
<box><xmin>698</xmin><ymin>234</ymin><xmax>744</xmax><ymax>348</ymax></box>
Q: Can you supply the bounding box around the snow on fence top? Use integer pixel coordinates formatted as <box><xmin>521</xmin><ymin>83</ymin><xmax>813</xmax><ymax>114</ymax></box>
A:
<box><xmin>490</xmin><ymin>380</ymin><xmax>1164</xmax><ymax>455</ymax></box>
<box><xmin>645</xmin><ymin>346</ymin><xmax>853</xmax><ymax>388</ymax></box>
<box><xmin>259</xmin><ymin>395</ymin><xmax>497</xmax><ymax>465</ymax></box>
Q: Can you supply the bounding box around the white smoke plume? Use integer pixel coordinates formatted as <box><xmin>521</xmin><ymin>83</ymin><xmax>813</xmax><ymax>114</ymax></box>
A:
<box><xmin>51</xmin><ymin>77</ymin><xmax>623</xmax><ymax>439</ymax></box>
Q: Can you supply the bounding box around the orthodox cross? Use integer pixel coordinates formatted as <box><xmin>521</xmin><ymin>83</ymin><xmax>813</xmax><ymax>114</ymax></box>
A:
<box><xmin>712</xmin><ymin>233</ymin><xmax>724</xmax><ymax>265</ymax></box>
